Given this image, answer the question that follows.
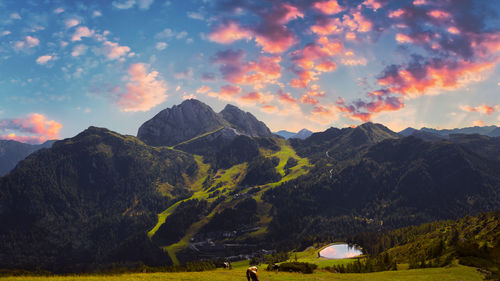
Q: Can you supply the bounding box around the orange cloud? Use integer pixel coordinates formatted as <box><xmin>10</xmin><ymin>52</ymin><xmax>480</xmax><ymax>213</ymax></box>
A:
<box><xmin>313</xmin><ymin>0</ymin><xmax>344</xmax><ymax>15</ymax></box>
<box><xmin>473</xmin><ymin>120</ymin><xmax>484</xmax><ymax>126</ymax></box>
<box><xmin>261</xmin><ymin>105</ymin><xmax>278</xmax><ymax>113</ymax></box>
<box><xmin>277</xmin><ymin>92</ymin><xmax>297</xmax><ymax>104</ymax></box>
<box><xmin>115</xmin><ymin>63</ymin><xmax>168</xmax><ymax>112</ymax></box>
<box><xmin>427</xmin><ymin>10</ymin><xmax>451</xmax><ymax>19</ymax></box>
<box><xmin>208</xmin><ymin>22</ymin><xmax>253</xmax><ymax>44</ymax></box>
<box><xmin>460</xmin><ymin>104</ymin><xmax>498</xmax><ymax>115</ymax></box>
<box><xmin>362</xmin><ymin>0</ymin><xmax>383</xmax><ymax>11</ymax></box>
<box><xmin>311</xmin><ymin>18</ymin><xmax>343</xmax><ymax>35</ymax></box>
<box><xmin>100</xmin><ymin>40</ymin><xmax>131</xmax><ymax>60</ymax></box>
<box><xmin>0</xmin><ymin>113</ymin><xmax>62</xmax><ymax>144</ymax></box>
<box><xmin>309</xmin><ymin>104</ymin><xmax>338</xmax><ymax>124</ymax></box>
<box><xmin>300</xmin><ymin>94</ymin><xmax>319</xmax><ymax>105</ymax></box>
<box><xmin>196</xmin><ymin>86</ymin><xmax>211</xmax><ymax>94</ymax></box>
<box><xmin>219</xmin><ymin>85</ymin><xmax>242</xmax><ymax>96</ymax></box>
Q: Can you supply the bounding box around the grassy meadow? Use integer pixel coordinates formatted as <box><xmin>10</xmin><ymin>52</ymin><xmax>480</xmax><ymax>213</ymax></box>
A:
<box><xmin>0</xmin><ymin>264</ymin><xmax>484</xmax><ymax>281</ymax></box>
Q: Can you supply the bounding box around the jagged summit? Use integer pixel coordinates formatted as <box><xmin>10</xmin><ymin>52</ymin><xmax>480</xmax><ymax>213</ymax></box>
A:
<box><xmin>220</xmin><ymin>104</ymin><xmax>273</xmax><ymax>138</ymax></box>
<box><xmin>137</xmin><ymin>99</ymin><xmax>226</xmax><ymax>147</ymax></box>
<box><xmin>137</xmin><ymin>99</ymin><xmax>274</xmax><ymax>147</ymax></box>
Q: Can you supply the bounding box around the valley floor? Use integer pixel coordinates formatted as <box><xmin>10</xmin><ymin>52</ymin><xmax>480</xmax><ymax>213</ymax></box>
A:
<box><xmin>0</xmin><ymin>265</ymin><xmax>484</xmax><ymax>281</ymax></box>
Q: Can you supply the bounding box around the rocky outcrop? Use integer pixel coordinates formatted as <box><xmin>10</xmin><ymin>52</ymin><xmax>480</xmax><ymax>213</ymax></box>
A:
<box><xmin>137</xmin><ymin>100</ymin><xmax>274</xmax><ymax>147</ymax></box>
<box><xmin>137</xmin><ymin>99</ymin><xmax>226</xmax><ymax>147</ymax></box>
<box><xmin>220</xmin><ymin>104</ymin><xmax>273</xmax><ymax>138</ymax></box>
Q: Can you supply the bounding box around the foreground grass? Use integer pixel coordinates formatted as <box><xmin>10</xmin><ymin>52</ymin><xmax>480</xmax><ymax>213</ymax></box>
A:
<box><xmin>0</xmin><ymin>265</ymin><xmax>483</xmax><ymax>281</ymax></box>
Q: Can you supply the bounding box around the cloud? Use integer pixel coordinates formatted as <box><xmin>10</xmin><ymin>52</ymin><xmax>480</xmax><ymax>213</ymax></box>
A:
<box><xmin>156</xmin><ymin>42</ymin><xmax>168</xmax><ymax>50</ymax></box>
<box><xmin>277</xmin><ymin>92</ymin><xmax>297</xmax><ymax>104</ymax></box>
<box><xmin>208</xmin><ymin>2</ymin><xmax>303</xmax><ymax>53</ymax></box>
<box><xmin>472</xmin><ymin>120</ymin><xmax>484</xmax><ymax>126</ymax></box>
<box><xmin>71</xmin><ymin>44</ymin><xmax>88</xmax><ymax>57</ymax></box>
<box><xmin>313</xmin><ymin>1</ymin><xmax>344</xmax><ymax>15</ymax></box>
<box><xmin>113</xmin><ymin>0</ymin><xmax>136</xmax><ymax>9</ymax></box>
<box><xmin>112</xmin><ymin>63</ymin><xmax>168</xmax><ymax>112</ymax></box>
<box><xmin>212</xmin><ymin>49</ymin><xmax>281</xmax><ymax>88</ymax></box>
<box><xmin>14</xmin><ymin>36</ymin><xmax>39</xmax><ymax>50</ymax></box>
<box><xmin>54</xmin><ymin>8</ymin><xmax>65</xmax><ymax>14</ymax></box>
<box><xmin>309</xmin><ymin>104</ymin><xmax>339</xmax><ymax>124</ymax></box>
<box><xmin>219</xmin><ymin>85</ymin><xmax>241</xmax><ymax>97</ymax></box>
<box><xmin>261</xmin><ymin>105</ymin><xmax>278</xmax><ymax>113</ymax></box>
<box><xmin>93</xmin><ymin>11</ymin><xmax>103</xmax><ymax>17</ymax></box>
<box><xmin>0</xmin><ymin>113</ymin><xmax>62</xmax><ymax>144</ymax></box>
<box><xmin>300</xmin><ymin>95</ymin><xmax>319</xmax><ymax>105</ymax></box>
<box><xmin>100</xmin><ymin>41</ymin><xmax>131</xmax><ymax>60</ymax></box>
<box><xmin>137</xmin><ymin>0</ymin><xmax>154</xmax><ymax>10</ymax></box>
<box><xmin>65</xmin><ymin>18</ymin><xmax>80</xmax><ymax>29</ymax></box>
<box><xmin>71</xmin><ymin>26</ymin><xmax>94</xmax><ymax>41</ymax></box>
<box><xmin>1</xmin><ymin>30</ymin><xmax>11</xmax><ymax>36</ymax></box>
<box><xmin>336</xmin><ymin>90</ymin><xmax>405</xmax><ymax>121</ymax></box>
<box><xmin>239</xmin><ymin>91</ymin><xmax>274</xmax><ymax>105</ymax></box>
<box><xmin>196</xmin><ymin>86</ymin><xmax>211</xmax><ymax>94</ymax></box>
<box><xmin>460</xmin><ymin>104</ymin><xmax>498</xmax><ymax>115</ymax></box>
<box><xmin>10</xmin><ymin>13</ymin><xmax>21</xmax><ymax>20</ymax></box>
<box><xmin>36</xmin><ymin>55</ymin><xmax>56</xmax><ymax>65</ymax></box>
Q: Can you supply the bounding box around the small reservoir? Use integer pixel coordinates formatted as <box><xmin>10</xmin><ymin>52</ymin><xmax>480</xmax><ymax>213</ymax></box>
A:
<box><xmin>319</xmin><ymin>243</ymin><xmax>363</xmax><ymax>259</ymax></box>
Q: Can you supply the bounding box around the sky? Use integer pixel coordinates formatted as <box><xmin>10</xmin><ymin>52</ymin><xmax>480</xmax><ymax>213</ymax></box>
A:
<box><xmin>0</xmin><ymin>0</ymin><xmax>499</xmax><ymax>144</ymax></box>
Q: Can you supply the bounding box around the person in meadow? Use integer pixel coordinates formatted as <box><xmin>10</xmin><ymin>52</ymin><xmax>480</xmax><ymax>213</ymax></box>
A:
<box><xmin>246</xmin><ymin>266</ymin><xmax>259</xmax><ymax>281</ymax></box>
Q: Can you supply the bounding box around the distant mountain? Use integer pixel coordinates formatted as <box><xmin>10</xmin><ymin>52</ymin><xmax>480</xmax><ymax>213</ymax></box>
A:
<box><xmin>0</xmin><ymin>139</ymin><xmax>55</xmax><ymax>176</ymax></box>
<box><xmin>137</xmin><ymin>99</ymin><xmax>274</xmax><ymax>147</ymax></box>
<box><xmin>294</xmin><ymin>129</ymin><xmax>313</xmax><ymax>139</ymax></box>
<box><xmin>291</xmin><ymin>122</ymin><xmax>400</xmax><ymax>161</ymax></box>
<box><xmin>275</xmin><ymin>129</ymin><xmax>313</xmax><ymax>139</ymax></box>
<box><xmin>0</xmin><ymin>127</ymin><xmax>197</xmax><ymax>271</ymax></box>
<box><xmin>400</xmin><ymin>125</ymin><xmax>500</xmax><ymax>138</ymax></box>
<box><xmin>274</xmin><ymin>130</ymin><xmax>296</xmax><ymax>139</ymax></box>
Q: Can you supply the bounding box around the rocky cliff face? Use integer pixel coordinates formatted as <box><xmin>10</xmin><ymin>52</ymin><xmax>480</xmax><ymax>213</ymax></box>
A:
<box><xmin>137</xmin><ymin>100</ymin><xmax>274</xmax><ymax>147</ymax></box>
<box><xmin>220</xmin><ymin>104</ymin><xmax>273</xmax><ymax>138</ymax></box>
<box><xmin>137</xmin><ymin>99</ymin><xmax>226</xmax><ymax>147</ymax></box>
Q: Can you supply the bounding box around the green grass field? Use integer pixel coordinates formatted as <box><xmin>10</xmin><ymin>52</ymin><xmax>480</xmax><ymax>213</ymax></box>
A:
<box><xmin>0</xmin><ymin>265</ymin><xmax>484</xmax><ymax>281</ymax></box>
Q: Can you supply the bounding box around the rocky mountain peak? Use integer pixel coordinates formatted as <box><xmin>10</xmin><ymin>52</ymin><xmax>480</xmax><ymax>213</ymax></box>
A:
<box><xmin>220</xmin><ymin>104</ymin><xmax>273</xmax><ymax>138</ymax></box>
<box><xmin>137</xmin><ymin>99</ymin><xmax>226</xmax><ymax>146</ymax></box>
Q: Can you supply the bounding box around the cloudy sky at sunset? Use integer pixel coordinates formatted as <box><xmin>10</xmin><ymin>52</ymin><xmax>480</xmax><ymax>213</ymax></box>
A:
<box><xmin>1</xmin><ymin>0</ymin><xmax>500</xmax><ymax>143</ymax></box>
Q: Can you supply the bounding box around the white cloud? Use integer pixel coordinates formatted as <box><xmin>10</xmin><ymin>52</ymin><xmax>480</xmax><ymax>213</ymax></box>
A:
<box><xmin>71</xmin><ymin>26</ymin><xmax>94</xmax><ymax>41</ymax></box>
<box><xmin>10</xmin><ymin>13</ymin><xmax>21</xmax><ymax>20</ymax></box>
<box><xmin>100</xmin><ymin>41</ymin><xmax>131</xmax><ymax>60</ymax></box>
<box><xmin>187</xmin><ymin>12</ymin><xmax>204</xmax><ymax>20</ymax></box>
<box><xmin>137</xmin><ymin>0</ymin><xmax>154</xmax><ymax>10</ymax></box>
<box><xmin>93</xmin><ymin>11</ymin><xmax>102</xmax><ymax>17</ymax></box>
<box><xmin>155</xmin><ymin>42</ymin><xmax>167</xmax><ymax>50</ymax></box>
<box><xmin>176</xmin><ymin>31</ymin><xmax>188</xmax><ymax>39</ymax></box>
<box><xmin>14</xmin><ymin>36</ymin><xmax>39</xmax><ymax>51</ymax></box>
<box><xmin>36</xmin><ymin>55</ymin><xmax>56</xmax><ymax>65</ymax></box>
<box><xmin>1</xmin><ymin>30</ymin><xmax>11</xmax><ymax>36</ymax></box>
<box><xmin>112</xmin><ymin>0</ymin><xmax>136</xmax><ymax>9</ymax></box>
<box><xmin>65</xmin><ymin>18</ymin><xmax>80</xmax><ymax>29</ymax></box>
<box><xmin>71</xmin><ymin>44</ymin><xmax>88</xmax><ymax>57</ymax></box>
<box><xmin>54</xmin><ymin>8</ymin><xmax>64</xmax><ymax>14</ymax></box>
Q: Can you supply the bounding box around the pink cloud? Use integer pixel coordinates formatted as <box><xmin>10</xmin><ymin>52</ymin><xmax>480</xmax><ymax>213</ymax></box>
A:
<box><xmin>71</xmin><ymin>26</ymin><xmax>94</xmax><ymax>41</ymax></box>
<box><xmin>336</xmin><ymin>91</ymin><xmax>404</xmax><ymax>121</ymax></box>
<box><xmin>300</xmin><ymin>94</ymin><xmax>319</xmax><ymax>105</ymax></box>
<box><xmin>388</xmin><ymin>9</ymin><xmax>405</xmax><ymax>18</ymax></box>
<box><xmin>309</xmin><ymin>104</ymin><xmax>338</xmax><ymax>124</ymax></box>
<box><xmin>427</xmin><ymin>10</ymin><xmax>451</xmax><ymax>20</ymax></box>
<box><xmin>362</xmin><ymin>0</ymin><xmax>383</xmax><ymax>11</ymax></box>
<box><xmin>277</xmin><ymin>92</ymin><xmax>297</xmax><ymax>104</ymax></box>
<box><xmin>14</xmin><ymin>35</ymin><xmax>39</xmax><ymax>50</ymax></box>
<box><xmin>100</xmin><ymin>41</ymin><xmax>131</xmax><ymax>60</ymax></box>
<box><xmin>239</xmin><ymin>91</ymin><xmax>274</xmax><ymax>105</ymax></box>
<box><xmin>36</xmin><ymin>55</ymin><xmax>55</xmax><ymax>65</ymax></box>
<box><xmin>473</xmin><ymin>120</ymin><xmax>484</xmax><ymax>126</ymax></box>
<box><xmin>313</xmin><ymin>0</ymin><xmax>344</xmax><ymax>15</ymax></box>
<box><xmin>219</xmin><ymin>85</ymin><xmax>242</xmax><ymax>96</ymax></box>
<box><xmin>276</xmin><ymin>3</ymin><xmax>304</xmax><ymax>24</ymax></box>
<box><xmin>311</xmin><ymin>18</ymin><xmax>343</xmax><ymax>35</ymax></box>
<box><xmin>208</xmin><ymin>21</ymin><xmax>253</xmax><ymax>44</ymax></box>
<box><xmin>0</xmin><ymin>113</ymin><xmax>62</xmax><ymax>144</ymax></box>
<box><xmin>212</xmin><ymin>49</ymin><xmax>281</xmax><ymax>87</ymax></box>
<box><xmin>65</xmin><ymin>18</ymin><xmax>80</xmax><ymax>29</ymax></box>
<box><xmin>114</xmin><ymin>63</ymin><xmax>168</xmax><ymax>112</ymax></box>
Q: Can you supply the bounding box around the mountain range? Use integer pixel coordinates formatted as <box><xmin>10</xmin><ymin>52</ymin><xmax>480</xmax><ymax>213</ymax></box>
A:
<box><xmin>0</xmin><ymin>99</ymin><xmax>499</xmax><ymax>272</ymax></box>
<box><xmin>274</xmin><ymin>129</ymin><xmax>313</xmax><ymax>140</ymax></box>
<box><xmin>0</xmin><ymin>140</ymin><xmax>55</xmax><ymax>176</ymax></box>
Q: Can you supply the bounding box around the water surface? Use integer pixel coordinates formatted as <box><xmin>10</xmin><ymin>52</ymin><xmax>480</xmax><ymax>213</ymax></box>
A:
<box><xmin>319</xmin><ymin>243</ymin><xmax>362</xmax><ymax>259</ymax></box>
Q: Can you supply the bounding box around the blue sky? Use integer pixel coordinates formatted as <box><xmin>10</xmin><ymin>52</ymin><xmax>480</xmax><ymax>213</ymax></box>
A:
<box><xmin>0</xmin><ymin>0</ymin><xmax>499</xmax><ymax>143</ymax></box>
